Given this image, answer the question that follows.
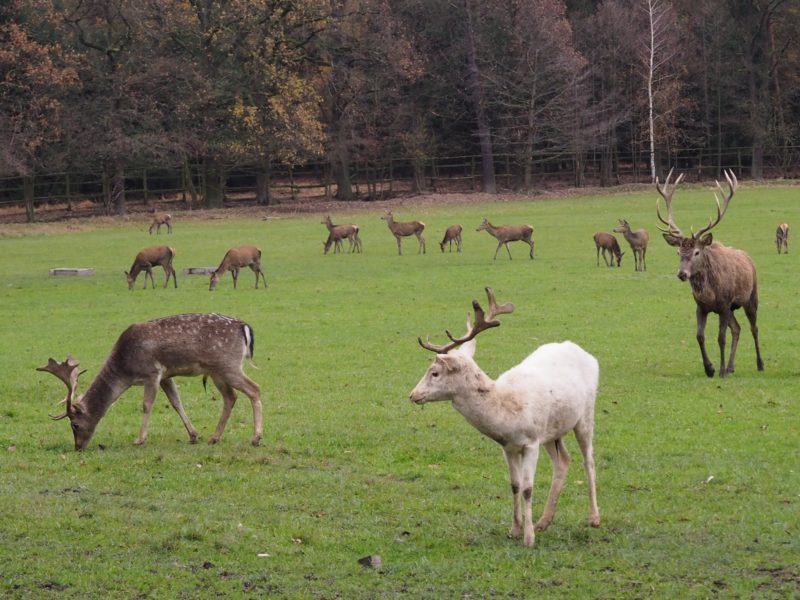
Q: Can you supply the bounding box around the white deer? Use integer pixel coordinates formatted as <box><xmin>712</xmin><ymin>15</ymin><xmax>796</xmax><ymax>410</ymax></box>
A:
<box><xmin>409</xmin><ymin>288</ymin><xmax>600</xmax><ymax>547</ymax></box>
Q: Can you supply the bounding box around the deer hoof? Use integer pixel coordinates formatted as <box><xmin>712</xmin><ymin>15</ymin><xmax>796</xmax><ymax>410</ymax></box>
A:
<box><xmin>208</xmin><ymin>437</ymin><xmax>219</xmax><ymax>445</ymax></box>
<box><xmin>704</xmin><ymin>365</ymin><xmax>715</xmax><ymax>378</ymax></box>
<box><xmin>250</xmin><ymin>436</ymin><xmax>261</xmax><ymax>447</ymax></box>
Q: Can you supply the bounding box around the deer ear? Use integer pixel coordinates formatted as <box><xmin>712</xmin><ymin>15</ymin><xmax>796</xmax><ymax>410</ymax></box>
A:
<box><xmin>700</xmin><ymin>233</ymin><xmax>713</xmax><ymax>246</ymax></box>
<box><xmin>662</xmin><ymin>233</ymin><xmax>681</xmax><ymax>247</ymax></box>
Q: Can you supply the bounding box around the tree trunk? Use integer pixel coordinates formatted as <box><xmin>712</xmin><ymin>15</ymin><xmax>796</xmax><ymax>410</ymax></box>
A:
<box><xmin>204</xmin><ymin>156</ymin><xmax>225</xmax><ymax>208</ymax></box>
<box><xmin>332</xmin><ymin>129</ymin><xmax>354</xmax><ymax>200</ymax></box>
<box><xmin>183</xmin><ymin>156</ymin><xmax>198</xmax><ymax>208</ymax></box>
<box><xmin>112</xmin><ymin>159</ymin><xmax>126</xmax><ymax>216</ymax></box>
<box><xmin>256</xmin><ymin>152</ymin><xmax>272</xmax><ymax>205</ymax></box>
<box><xmin>24</xmin><ymin>176</ymin><xmax>35</xmax><ymax>223</ymax></box>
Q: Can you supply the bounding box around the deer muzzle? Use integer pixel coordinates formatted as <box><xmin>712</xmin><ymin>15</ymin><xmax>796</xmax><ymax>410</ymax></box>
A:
<box><xmin>677</xmin><ymin>270</ymin><xmax>689</xmax><ymax>281</ymax></box>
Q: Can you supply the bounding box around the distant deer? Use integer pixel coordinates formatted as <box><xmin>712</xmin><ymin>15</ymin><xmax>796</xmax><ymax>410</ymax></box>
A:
<box><xmin>613</xmin><ymin>219</ymin><xmax>648</xmax><ymax>271</ymax></box>
<box><xmin>381</xmin><ymin>211</ymin><xmax>426</xmax><ymax>255</ymax></box>
<box><xmin>322</xmin><ymin>215</ymin><xmax>362</xmax><ymax>254</ymax></box>
<box><xmin>592</xmin><ymin>232</ymin><xmax>624</xmax><ymax>267</ymax></box>
<box><xmin>125</xmin><ymin>245</ymin><xmax>177</xmax><ymax>290</ymax></box>
<box><xmin>476</xmin><ymin>218</ymin><xmax>534</xmax><ymax>260</ymax></box>
<box><xmin>149</xmin><ymin>212</ymin><xmax>172</xmax><ymax>234</ymax></box>
<box><xmin>410</xmin><ymin>287</ymin><xmax>600</xmax><ymax>547</ymax></box>
<box><xmin>37</xmin><ymin>313</ymin><xmax>263</xmax><ymax>450</ymax></box>
<box><xmin>657</xmin><ymin>168</ymin><xmax>764</xmax><ymax>378</ymax></box>
<box><xmin>776</xmin><ymin>223</ymin><xmax>789</xmax><ymax>254</ymax></box>
<box><xmin>209</xmin><ymin>245</ymin><xmax>267</xmax><ymax>290</ymax></box>
<box><xmin>439</xmin><ymin>224</ymin><xmax>463</xmax><ymax>253</ymax></box>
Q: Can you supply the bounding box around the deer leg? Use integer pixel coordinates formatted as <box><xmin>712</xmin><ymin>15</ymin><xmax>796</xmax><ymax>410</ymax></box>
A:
<box><xmin>395</xmin><ymin>235</ymin><xmax>402</xmax><ymax>255</ymax></box>
<box><xmin>492</xmin><ymin>242</ymin><xmax>503</xmax><ymax>260</ymax></box>
<box><xmin>257</xmin><ymin>267</ymin><xmax>267</xmax><ymax>289</ymax></box>
<box><xmin>726</xmin><ymin>312</ymin><xmax>741</xmax><ymax>374</ymax></box>
<box><xmin>456</xmin><ymin>236</ymin><xmax>462</xmax><ymax>253</ymax></box>
<box><xmin>536</xmin><ymin>439</ymin><xmax>570</xmax><ymax>532</ymax></box>
<box><xmin>208</xmin><ymin>379</ymin><xmax>237</xmax><ymax>444</ymax></box>
<box><xmin>520</xmin><ymin>443</ymin><xmax>540</xmax><ymax>547</ymax></box>
<box><xmin>416</xmin><ymin>232</ymin><xmax>426</xmax><ymax>254</ymax></box>
<box><xmin>229</xmin><ymin>372</ymin><xmax>263</xmax><ymax>447</ymax></box>
<box><xmin>503</xmin><ymin>448</ymin><xmax>524</xmax><ymax>538</ymax></box>
<box><xmin>528</xmin><ymin>239</ymin><xmax>534</xmax><ymax>259</ymax></box>
<box><xmin>134</xmin><ymin>380</ymin><xmax>160</xmax><ymax>445</ymax></box>
<box><xmin>159</xmin><ymin>378</ymin><xmax>198</xmax><ymax>443</ymax></box>
<box><xmin>596</xmin><ymin>246</ymin><xmax>600</xmax><ymax>266</ymax></box>
<box><xmin>696</xmin><ymin>307</ymin><xmax>715</xmax><ymax>377</ymax></box>
<box><xmin>716</xmin><ymin>309</ymin><xmax>731</xmax><ymax>378</ymax></box>
<box><xmin>743</xmin><ymin>302</ymin><xmax>764</xmax><ymax>371</ymax></box>
<box><xmin>231</xmin><ymin>267</ymin><xmax>239</xmax><ymax>289</ymax></box>
<box><xmin>642</xmin><ymin>247</ymin><xmax>647</xmax><ymax>271</ymax></box>
<box><xmin>504</xmin><ymin>242</ymin><xmax>513</xmax><ymax>260</ymax></box>
<box><xmin>574</xmin><ymin>419</ymin><xmax>601</xmax><ymax>528</ymax></box>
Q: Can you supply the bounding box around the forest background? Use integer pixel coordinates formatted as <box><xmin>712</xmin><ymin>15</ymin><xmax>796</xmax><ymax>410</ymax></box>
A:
<box><xmin>2</xmin><ymin>0</ymin><xmax>799</xmax><ymax>218</ymax></box>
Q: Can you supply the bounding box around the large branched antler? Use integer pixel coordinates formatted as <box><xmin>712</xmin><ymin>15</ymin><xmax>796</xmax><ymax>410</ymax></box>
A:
<box><xmin>655</xmin><ymin>167</ymin><xmax>685</xmax><ymax>236</ymax></box>
<box><xmin>37</xmin><ymin>356</ymin><xmax>84</xmax><ymax>420</ymax></box>
<box><xmin>418</xmin><ymin>287</ymin><xmax>515</xmax><ymax>354</ymax></box>
<box><xmin>695</xmin><ymin>169</ymin><xmax>737</xmax><ymax>238</ymax></box>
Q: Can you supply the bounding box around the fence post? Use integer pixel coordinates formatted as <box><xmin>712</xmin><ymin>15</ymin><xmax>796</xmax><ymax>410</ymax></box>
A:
<box><xmin>143</xmin><ymin>168</ymin><xmax>149</xmax><ymax>205</ymax></box>
<box><xmin>65</xmin><ymin>172</ymin><xmax>73</xmax><ymax>211</ymax></box>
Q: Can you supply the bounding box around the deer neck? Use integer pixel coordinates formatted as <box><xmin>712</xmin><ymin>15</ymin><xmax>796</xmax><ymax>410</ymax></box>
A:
<box><xmin>450</xmin><ymin>368</ymin><xmax>519</xmax><ymax>446</ymax></box>
<box><xmin>80</xmin><ymin>363</ymin><xmax>130</xmax><ymax>419</ymax></box>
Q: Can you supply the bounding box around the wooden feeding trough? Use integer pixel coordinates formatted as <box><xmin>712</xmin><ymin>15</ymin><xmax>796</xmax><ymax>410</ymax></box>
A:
<box><xmin>183</xmin><ymin>267</ymin><xmax>216</xmax><ymax>276</ymax></box>
<box><xmin>49</xmin><ymin>268</ymin><xmax>95</xmax><ymax>277</ymax></box>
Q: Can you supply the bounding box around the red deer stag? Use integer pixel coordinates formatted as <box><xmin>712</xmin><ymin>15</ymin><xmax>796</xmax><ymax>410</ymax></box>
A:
<box><xmin>439</xmin><ymin>224</ymin><xmax>463</xmax><ymax>253</ymax></box>
<box><xmin>656</xmin><ymin>168</ymin><xmax>764</xmax><ymax>378</ymax></box>
<box><xmin>592</xmin><ymin>232</ymin><xmax>624</xmax><ymax>267</ymax></box>
<box><xmin>149</xmin><ymin>212</ymin><xmax>172</xmax><ymax>234</ymax></box>
<box><xmin>209</xmin><ymin>245</ymin><xmax>267</xmax><ymax>290</ymax></box>
<box><xmin>381</xmin><ymin>211</ymin><xmax>426</xmax><ymax>255</ymax></box>
<box><xmin>776</xmin><ymin>223</ymin><xmax>789</xmax><ymax>254</ymax></box>
<box><xmin>613</xmin><ymin>219</ymin><xmax>648</xmax><ymax>271</ymax></box>
<box><xmin>322</xmin><ymin>215</ymin><xmax>362</xmax><ymax>254</ymax></box>
<box><xmin>476</xmin><ymin>218</ymin><xmax>534</xmax><ymax>260</ymax></box>
<box><xmin>38</xmin><ymin>313</ymin><xmax>263</xmax><ymax>450</ymax></box>
<box><xmin>125</xmin><ymin>245</ymin><xmax>177</xmax><ymax>290</ymax></box>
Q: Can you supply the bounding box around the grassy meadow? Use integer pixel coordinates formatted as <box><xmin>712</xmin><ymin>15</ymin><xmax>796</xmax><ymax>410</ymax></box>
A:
<box><xmin>0</xmin><ymin>183</ymin><xmax>797</xmax><ymax>598</ymax></box>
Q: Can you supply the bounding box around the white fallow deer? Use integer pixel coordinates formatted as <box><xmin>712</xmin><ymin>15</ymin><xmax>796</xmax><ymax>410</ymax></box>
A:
<box><xmin>209</xmin><ymin>245</ymin><xmax>267</xmax><ymax>290</ymax></box>
<box><xmin>656</xmin><ymin>168</ymin><xmax>764</xmax><ymax>378</ymax></box>
<box><xmin>409</xmin><ymin>287</ymin><xmax>601</xmax><ymax>547</ymax></box>
<box><xmin>322</xmin><ymin>215</ymin><xmax>362</xmax><ymax>254</ymax></box>
<box><xmin>439</xmin><ymin>224</ymin><xmax>463</xmax><ymax>253</ymax></box>
<box><xmin>381</xmin><ymin>211</ymin><xmax>426</xmax><ymax>255</ymax></box>
<box><xmin>149</xmin><ymin>212</ymin><xmax>172</xmax><ymax>234</ymax></box>
<box><xmin>776</xmin><ymin>223</ymin><xmax>789</xmax><ymax>254</ymax></box>
<box><xmin>593</xmin><ymin>232</ymin><xmax>624</xmax><ymax>267</ymax></box>
<box><xmin>476</xmin><ymin>218</ymin><xmax>535</xmax><ymax>260</ymax></box>
<box><xmin>38</xmin><ymin>313</ymin><xmax>263</xmax><ymax>450</ymax></box>
<box><xmin>613</xmin><ymin>219</ymin><xmax>649</xmax><ymax>271</ymax></box>
<box><xmin>125</xmin><ymin>245</ymin><xmax>177</xmax><ymax>290</ymax></box>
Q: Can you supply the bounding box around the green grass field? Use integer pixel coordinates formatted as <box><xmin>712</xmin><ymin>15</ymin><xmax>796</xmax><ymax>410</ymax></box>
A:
<box><xmin>0</xmin><ymin>183</ymin><xmax>797</xmax><ymax>598</ymax></box>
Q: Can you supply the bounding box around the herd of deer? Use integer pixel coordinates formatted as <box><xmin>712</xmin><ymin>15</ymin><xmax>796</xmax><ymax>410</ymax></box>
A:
<box><xmin>38</xmin><ymin>171</ymin><xmax>788</xmax><ymax>548</ymax></box>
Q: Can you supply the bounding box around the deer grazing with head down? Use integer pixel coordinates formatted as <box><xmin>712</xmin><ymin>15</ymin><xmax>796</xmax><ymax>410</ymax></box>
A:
<box><xmin>322</xmin><ymin>215</ymin><xmax>362</xmax><ymax>254</ymax></box>
<box><xmin>439</xmin><ymin>224</ymin><xmax>463</xmax><ymax>253</ymax></box>
<box><xmin>656</xmin><ymin>168</ymin><xmax>764</xmax><ymax>378</ymax></box>
<box><xmin>613</xmin><ymin>219</ymin><xmax>648</xmax><ymax>271</ymax></box>
<box><xmin>381</xmin><ymin>211</ymin><xmax>426</xmax><ymax>255</ymax></box>
<box><xmin>476</xmin><ymin>218</ymin><xmax>534</xmax><ymax>260</ymax></box>
<box><xmin>209</xmin><ymin>245</ymin><xmax>267</xmax><ymax>290</ymax></box>
<box><xmin>776</xmin><ymin>223</ymin><xmax>789</xmax><ymax>254</ymax></box>
<box><xmin>409</xmin><ymin>288</ymin><xmax>600</xmax><ymax>547</ymax></box>
<box><xmin>592</xmin><ymin>232</ymin><xmax>624</xmax><ymax>267</ymax></box>
<box><xmin>125</xmin><ymin>245</ymin><xmax>177</xmax><ymax>290</ymax></box>
<box><xmin>38</xmin><ymin>313</ymin><xmax>263</xmax><ymax>450</ymax></box>
<box><xmin>149</xmin><ymin>212</ymin><xmax>172</xmax><ymax>235</ymax></box>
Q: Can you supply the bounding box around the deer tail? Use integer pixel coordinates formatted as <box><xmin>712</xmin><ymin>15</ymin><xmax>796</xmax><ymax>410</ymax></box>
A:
<box><xmin>243</xmin><ymin>323</ymin><xmax>259</xmax><ymax>369</ymax></box>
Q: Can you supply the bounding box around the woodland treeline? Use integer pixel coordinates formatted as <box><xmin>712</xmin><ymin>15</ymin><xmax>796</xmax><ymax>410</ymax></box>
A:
<box><xmin>1</xmin><ymin>0</ymin><xmax>798</xmax><ymax>216</ymax></box>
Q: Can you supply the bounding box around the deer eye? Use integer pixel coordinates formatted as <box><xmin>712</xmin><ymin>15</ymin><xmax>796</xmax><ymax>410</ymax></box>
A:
<box><xmin>431</xmin><ymin>370</ymin><xmax>440</xmax><ymax>378</ymax></box>
<box><xmin>694</xmin><ymin>250</ymin><xmax>700</xmax><ymax>256</ymax></box>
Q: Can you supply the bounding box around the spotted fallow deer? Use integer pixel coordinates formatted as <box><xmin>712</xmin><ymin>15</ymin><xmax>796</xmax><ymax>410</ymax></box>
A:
<box><xmin>209</xmin><ymin>245</ymin><xmax>267</xmax><ymax>290</ymax></box>
<box><xmin>776</xmin><ymin>223</ymin><xmax>789</xmax><ymax>254</ymax></box>
<box><xmin>656</xmin><ymin>168</ymin><xmax>764</xmax><ymax>378</ymax></box>
<box><xmin>38</xmin><ymin>313</ymin><xmax>263</xmax><ymax>450</ymax></box>
<box><xmin>439</xmin><ymin>224</ymin><xmax>463</xmax><ymax>253</ymax></box>
<box><xmin>613</xmin><ymin>219</ymin><xmax>649</xmax><ymax>271</ymax></box>
<box><xmin>381</xmin><ymin>211</ymin><xmax>426</xmax><ymax>255</ymax></box>
<box><xmin>149</xmin><ymin>212</ymin><xmax>172</xmax><ymax>234</ymax></box>
<box><xmin>125</xmin><ymin>245</ymin><xmax>177</xmax><ymax>290</ymax></box>
<box><xmin>476</xmin><ymin>218</ymin><xmax>534</xmax><ymax>260</ymax></box>
<box><xmin>592</xmin><ymin>232</ymin><xmax>624</xmax><ymax>267</ymax></box>
<box><xmin>322</xmin><ymin>215</ymin><xmax>362</xmax><ymax>254</ymax></box>
<box><xmin>409</xmin><ymin>288</ymin><xmax>600</xmax><ymax>547</ymax></box>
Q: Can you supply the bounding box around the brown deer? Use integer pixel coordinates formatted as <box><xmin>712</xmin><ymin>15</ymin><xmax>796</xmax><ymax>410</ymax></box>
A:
<box><xmin>476</xmin><ymin>218</ymin><xmax>534</xmax><ymax>260</ymax></box>
<box><xmin>37</xmin><ymin>313</ymin><xmax>263</xmax><ymax>450</ymax></box>
<box><xmin>381</xmin><ymin>211</ymin><xmax>426</xmax><ymax>255</ymax></box>
<box><xmin>592</xmin><ymin>232</ymin><xmax>624</xmax><ymax>267</ymax></box>
<box><xmin>209</xmin><ymin>245</ymin><xmax>267</xmax><ymax>290</ymax></box>
<box><xmin>322</xmin><ymin>215</ymin><xmax>362</xmax><ymax>254</ymax></box>
<box><xmin>613</xmin><ymin>219</ymin><xmax>649</xmax><ymax>271</ymax></box>
<box><xmin>656</xmin><ymin>168</ymin><xmax>764</xmax><ymax>378</ymax></box>
<box><xmin>149</xmin><ymin>212</ymin><xmax>172</xmax><ymax>234</ymax></box>
<box><xmin>439</xmin><ymin>224</ymin><xmax>463</xmax><ymax>253</ymax></box>
<box><xmin>776</xmin><ymin>223</ymin><xmax>789</xmax><ymax>254</ymax></box>
<box><xmin>125</xmin><ymin>245</ymin><xmax>177</xmax><ymax>290</ymax></box>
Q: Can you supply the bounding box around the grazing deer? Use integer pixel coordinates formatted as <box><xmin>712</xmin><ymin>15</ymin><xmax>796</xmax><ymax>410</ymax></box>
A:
<box><xmin>322</xmin><ymin>215</ymin><xmax>362</xmax><ymax>254</ymax></box>
<box><xmin>657</xmin><ymin>168</ymin><xmax>764</xmax><ymax>378</ymax></box>
<box><xmin>410</xmin><ymin>288</ymin><xmax>600</xmax><ymax>547</ymax></box>
<box><xmin>125</xmin><ymin>245</ymin><xmax>177</xmax><ymax>290</ymax></box>
<box><xmin>381</xmin><ymin>211</ymin><xmax>426</xmax><ymax>255</ymax></box>
<box><xmin>476</xmin><ymin>218</ymin><xmax>534</xmax><ymax>260</ymax></box>
<box><xmin>37</xmin><ymin>313</ymin><xmax>263</xmax><ymax>450</ymax></box>
<box><xmin>776</xmin><ymin>223</ymin><xmax>789</xmax><ymax>254</ymax></box>
<box><xmin>592</xmin><ymin>232</ymin><xmax>624</xmax><ymax>267</ymax></box>
<box><xmin>613</xmin><ymin>219</ymin><xmax>648</xmax><ymax>271</ymax></box>
<box><xmin>209</xmin><ymin>245</ymin><xmax>267</xmax><ymax>290</ymax></box>
<box><xmin>439</xmin><ymin>224</ymin><xmax>463</xmax><ymax>253</ymax></box>
<box><xmin>149</xmin><ymin>212</ymin><xmax>172</xmax><ymax>235</ymax></box>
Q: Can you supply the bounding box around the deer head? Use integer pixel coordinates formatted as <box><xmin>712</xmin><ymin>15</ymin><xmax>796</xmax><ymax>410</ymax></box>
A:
<box><xmin>656</xmin><ymin>168</ymin><xmax>737</xmax><ymax>281</ymax></box>
<box><xmin>37</xmin><ymin>356</ymin><xmax>95</xmax><ymax>450</ymax></box>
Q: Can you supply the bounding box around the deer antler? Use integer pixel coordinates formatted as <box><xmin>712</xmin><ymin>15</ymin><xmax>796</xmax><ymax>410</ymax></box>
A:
<box><xmin>37</xmin><ymin>356</ymin><xmax>84</xmax><ymax>420</ymax></box>
<box><xmin>418</xmin><ymin>287</ymin><xmax>515</xmax><ymax>354</ymax></box>
<box><xmin>655</xmin><ymin>168</ymin><xmax>685</xmax><ymax>236</ymax></box>
<box><xmin>695</xmin><ymin>169</ymin><xmax>737</xmax><ymax>239</ymax></box>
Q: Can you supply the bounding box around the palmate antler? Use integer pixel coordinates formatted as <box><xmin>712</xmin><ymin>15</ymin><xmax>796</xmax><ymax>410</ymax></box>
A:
<box><xmin>418</xmin><ymin>287</ymin><xmax>515</xmax><ymax>354</ymax></box>
<box><xmin>36</xmin><ymin>356</ymin><xmax>84</xmax><ymax>420</ymax></box>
